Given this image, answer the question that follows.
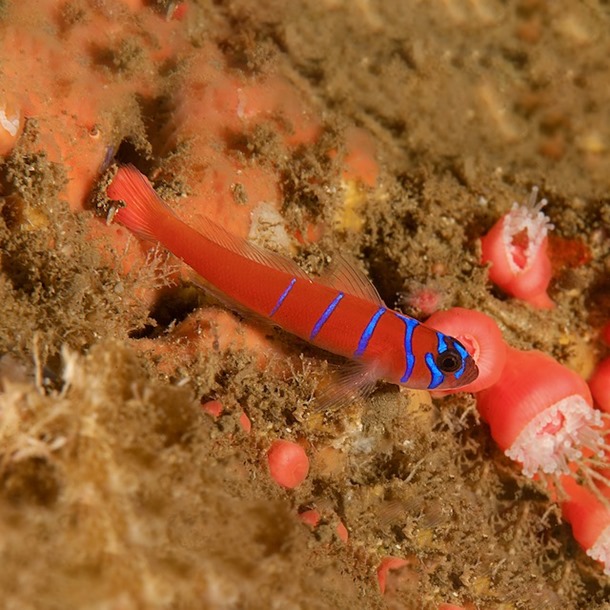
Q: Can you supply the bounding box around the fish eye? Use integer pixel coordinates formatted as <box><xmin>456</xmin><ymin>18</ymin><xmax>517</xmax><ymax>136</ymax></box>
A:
<box><xmin>436</xmin><ymin>348</ymin><xmax>462</xmax><ymax>373</ymax></box>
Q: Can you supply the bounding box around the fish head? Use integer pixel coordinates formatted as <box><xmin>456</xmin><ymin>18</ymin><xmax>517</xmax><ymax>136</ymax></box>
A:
<box><xmin>427</xmin><ymin>334</ymin><xmax>479</xmax><ymax>390</ymax></box>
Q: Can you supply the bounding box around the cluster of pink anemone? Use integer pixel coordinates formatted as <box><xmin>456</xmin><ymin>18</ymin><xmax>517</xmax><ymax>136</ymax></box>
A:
<box><xmin>428</xmin><ymin>305</ymin><xmax>610</xmax><ymax>575</ymax></box>
<box><xmin>472</xmin><ymin>188</ymin><xmax>610</xmax><ymax>573</ymax></box>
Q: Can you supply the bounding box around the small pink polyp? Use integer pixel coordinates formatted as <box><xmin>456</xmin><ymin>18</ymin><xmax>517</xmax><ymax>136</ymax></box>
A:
<box><xmin>481</xmin><ymin>187</ymin><xmax>554</xmax><ymax>308</ymax></box>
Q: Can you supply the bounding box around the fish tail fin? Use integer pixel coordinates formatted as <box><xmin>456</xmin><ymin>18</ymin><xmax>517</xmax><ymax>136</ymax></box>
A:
<box><xmin>106</xmin><ymin>165</ymin><xmax>172</xmax><ymax>241</ymax></box>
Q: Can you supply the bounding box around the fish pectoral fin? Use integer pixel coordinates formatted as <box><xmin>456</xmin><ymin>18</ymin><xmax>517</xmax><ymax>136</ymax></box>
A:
<box><xmin>312</xmin><ymin>359</ymin><xmax>381</xmax><ymax>413</ymax></box>
<box><xmin>318</xmin><ymin>253</ymin><xmax>386</xmax><ymax>306</ymax></box>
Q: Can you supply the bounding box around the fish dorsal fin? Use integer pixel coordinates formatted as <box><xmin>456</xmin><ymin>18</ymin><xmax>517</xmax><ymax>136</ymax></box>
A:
<box><xmin>319</xmin><ymin>254</ymin><xmax>386</xmax><ymax>305</ymax></box>
<box><xmin>109</xmin><ymin>165</ymin><xmax>309</xmax><ymax>280</ymax></box>
<box><xmin>196</xmin><ymin>214</ymin><xmax>384</xmax><ymax>304</ymax></box>
<box><xmin>193</xmin><ymin>215</ymin><xmax>311</xmax><ymax>281</ymax></box>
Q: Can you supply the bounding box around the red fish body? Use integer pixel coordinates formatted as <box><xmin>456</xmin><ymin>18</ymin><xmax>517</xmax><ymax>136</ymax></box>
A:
<box><xmin>106</xmin><ymin>166</ymin><xmax>478</xmax><ymax>397</ymax></box>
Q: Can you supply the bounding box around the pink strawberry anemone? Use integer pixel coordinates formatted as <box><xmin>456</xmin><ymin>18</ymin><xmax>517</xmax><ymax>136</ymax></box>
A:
<box><xmin>426</xmin><ymin>307</ymin><xmax>507</xmax><ymax>394</ymax></box>
<box><xmin>558</xmin><ymin>475</ymin><xmax>610</xmax><ymax>576</ymax></box>
<box><xmin>481</xmin><ymin>187</ymin><xmax>554</xmax><ymax>309</ymax></box>
<box><xmin>589</xmin><ymin>357</ymin><xmax>610</xmax><ymax>413</ymax></box>
<box><xmin>477</xmin><ymin>347</ymin><xmax>610</xmax><ymax>486</ymax></box>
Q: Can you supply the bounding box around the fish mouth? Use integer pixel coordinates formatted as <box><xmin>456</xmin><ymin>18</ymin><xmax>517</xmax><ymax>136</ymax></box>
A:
<box><xmin>443</xmin><ymin>336</ymin><xmax>479</xmax><ymax>388</ymax></box>
<box><xmin>459</xmin><ymin>359</ymin><xmax>479</xmax><ymax>387</ymax></box>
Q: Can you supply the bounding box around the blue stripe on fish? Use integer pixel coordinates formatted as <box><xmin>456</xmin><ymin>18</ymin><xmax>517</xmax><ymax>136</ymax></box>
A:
<box><xmin>437</xmin><ymin>333</ymin><xmax>448</xmax><ymax>353</ymax></box>
<box><xmin>269</xmin><ymin>277</ymin><xmax>297</xmax><ymax>317</ymax></box>
<box><xmin>354</xmin><ymin>307</ymin><xmax>386</xmax><ymax>357</ymax></box>
<box><xmin>452</xmin><ymin>340</ymin><xmax>469</xmax><ymax>380</ymax></box>
<box><xmin>310</xmin><ymin>292</ymin><xmax>344</xmax><ymax>339</ymax></box>
<box><xmin>395</xmin><ymin>313</ymin><xmax>418</xmax><ymax>383</ymax></box>
<box><xmin>425</xmin><ymin>352</ymin><xmax>445</xmax><ymax>389</ymax></box>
